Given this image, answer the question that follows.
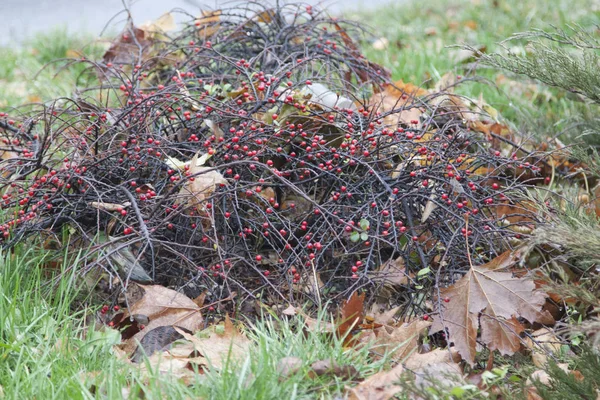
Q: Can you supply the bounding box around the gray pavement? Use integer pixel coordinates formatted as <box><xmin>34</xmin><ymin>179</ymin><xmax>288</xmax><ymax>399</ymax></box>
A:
<box><xmin>0</xmin><ymin>0</ymin><xmax>392</xmax><ymax>46</ymax></box>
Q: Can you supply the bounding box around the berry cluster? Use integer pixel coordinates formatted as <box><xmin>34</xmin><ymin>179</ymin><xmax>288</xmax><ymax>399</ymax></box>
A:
<box><xmin>0</xmin><ymin>3</ymin><xmax>543</xmax><ymax>308</ymax></box>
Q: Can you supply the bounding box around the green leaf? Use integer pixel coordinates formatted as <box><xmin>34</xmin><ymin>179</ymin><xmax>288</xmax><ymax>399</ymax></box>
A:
<box><xmin>417</xmin><ymin>267</ymin><xmax>431</xmax><ymax>277</ymax></box>
<box><xmin>350</xmin><ymin>232</ymin><xmax>360</xmax><ymax>243</ymax></box>
<box><xmin>360</xmin><ymin>232</ymin><xmax>368</xmax><ymax>241</ymax></box>
<box><xmin>359</xmin><ymin>218</ymin><xmax>370</xmax><ymax>230</ymax></box>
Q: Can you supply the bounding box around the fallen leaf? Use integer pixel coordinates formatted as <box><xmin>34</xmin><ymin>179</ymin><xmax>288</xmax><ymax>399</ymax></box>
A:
<box><xmin>370</xmin><ymin>319</ymin><xmax>431</xmax><ymax>362</ymax></box>
<box><xmin>103</xmin><ymin>23</ymin><xmax>153</xmax><ymax>66</ymax></box>
<box><xmin>368</xmin><ymin>257</ymin><xmax>409</xmax><ymax>287</ymax></box>
<box><xmin>338</xmin><ymin>292</ymin><xmax>365</xmax><ymax>341</ymax></box>
<box><xmin>431</xmin><ymin>248</ymin><xmax>550</xmax><ymax>365</ymax></box>
<box><xmin>281</xmin><ymin>304</ymin><xmax>297</xmax><ymax>316</ymax></box>
<box><xmin>308</xmin><ymin>359</ymin><xmax>359</xmax><ymax>380</ymax></box>
<box><xmin>195</xmin><ymin>10</ymin><xmax>221</xmax><ymax>39</ymax></box>
<box><xmin>178</xmin><ymin>152</ymin><xmax>227</xmax><ymax>214</ymax></box>
<box><xmin>525</xmin><ymin>327</ymin><xmax>563</xmax><ymax>367</ymax></box>
<box><xmin>403</xmin><ymin>347</ymin><xmax>460</xmax><ymax>370</ymax></box>
<box><xmin>89</xmin><ymin>201</ymin><xmax>131</xmax><ymax>212</ymax></box>
<box><xmin>276</xmin><ymin>356</ymin><xmax>303</xmax><ymax>378</ymax></box>
<box><xmin>140</xmin><ymin>12</ymin><xmax>176</xmax><ymax>34</ymax></box>
<box><xmin>138</xmin><ymin>351</ymin><xmax>205</xmax><ymax>386</ymax></box>
<box><xmin>348</xmin><ymin>363</ymin><xmax>404</xmax><ymax>400</ymax></box>
<box><xmin>368</xmin><ymin>305</ymin><xmax>401</xmax><ymax>326</ymax></box>
<box><xmin>121</xmin><ymin>285</ymin><xmax>203</xmax><ymax>355</ymax></box>
<box><xmin>481</xmin><ymin>315</ymin><xmax>524</xmax><ymax>356</ymax></box>
<box><xmin>369</xmin><ymin>85</ymin><xmax>423</xmax><ymax>127</ymax></box>
<box><xmin>173</xmin><ymin>316</ymin><xmax>250</xmax><ymax>370</ymax></box>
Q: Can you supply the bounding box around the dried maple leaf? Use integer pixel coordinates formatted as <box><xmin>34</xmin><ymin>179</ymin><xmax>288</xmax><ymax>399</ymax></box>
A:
<box><xmin>431</xmin><ymin>248</ymin><xmax>551</xmax><ymax>365</ymax></box>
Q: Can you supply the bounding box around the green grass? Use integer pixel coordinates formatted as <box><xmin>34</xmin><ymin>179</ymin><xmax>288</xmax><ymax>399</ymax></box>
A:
<box><xmin>0</xmin><ymin>248</ymin><xmax>396</xmax><ymax>399</ymax></box>
<box><xmin>0</xmin><ymin>29</ymin><xmax>103</xmax><ymax>110</ymax></box>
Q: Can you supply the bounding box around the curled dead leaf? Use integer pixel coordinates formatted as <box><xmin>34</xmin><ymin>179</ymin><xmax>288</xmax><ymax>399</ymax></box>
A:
<box><xmin>120</xmin><ymin>285</ymin><xmax>202</xmax><ymax>355</ymax></box>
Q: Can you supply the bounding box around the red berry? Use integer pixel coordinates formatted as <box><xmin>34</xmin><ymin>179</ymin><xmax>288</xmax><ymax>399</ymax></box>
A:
<box><xmin>255</xmin><ymin>255</ymin><xmax>262</xmax><ymax>262</ymax></box>
<box><xmin>124</xmin><ymin>227</ymin><xmax>132</xmax><ymax>235</ymax></box>
<box><xmin>423</xmin><ymin>315</ymin><xmax>429</xmax><ymax>321</ymax></box>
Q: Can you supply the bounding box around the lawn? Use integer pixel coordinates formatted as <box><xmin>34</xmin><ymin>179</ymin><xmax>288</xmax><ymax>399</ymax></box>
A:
<box><xmin>0</xmin><ymin>0</ymin><xmax>598</xmax><ymax>399</ymax></box>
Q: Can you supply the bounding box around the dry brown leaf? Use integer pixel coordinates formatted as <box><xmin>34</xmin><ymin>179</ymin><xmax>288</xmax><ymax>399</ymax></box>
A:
<box><xmin>281</xmin><ymin>304</ymin><xmax>297</xmax><ymax>316</ymax></box>
<box><xmin>103</xmin><ymin>24</ymin><xmax>153</xmax><ymax>66</ymax></box>
<box><xmin>412</xmin><ymin>360</ymin><xmax>464</xmax><ymax>391</ymax></box>
<box><xmin>121</xmin><ymin>285</ymin><xmax>203</xmax><ymax>355</ymax></box>
<box><xmin>370</xmin><ymin>320</ymin><xmax>431</xmax><ymax>362</ymax></box>
<box><xmin>525</xmin><ymin>327</ymin><xmax>563</xmax><ymax>367</ymax></box>
<box><xmin>89</xmin><ymin>201</ymin><xmax>131</xmax><ymax>212</ymax></box>
<box><xmin>173</xmin><ymin>316</ymin><xmax>250</xmax><ymax>370</ymax></box>
<box><xmin>138</xmin><ymin>351</ymin><xmax>205</xmax><ymax>386</ymax></box>
<box><xmin>195</xmin><ymin>10</ymin><xmax>221</xmax><ymax>39</ymax></box>
<box><xmin>349</xmin><ymin>348</ymin><xmax>461</xmax><ymax>400</ymax></box>
<box><xmin>404</xmin><ymin>347</ymin><xmax>460</xmax><ymax>370</ymax></box>
<box><xmin>368</xmin><ymin>305</ymin><xmax>401</xmax><ymax>326</ymax></box>
<box><xmin>369</xmin><ymin>85</ymin><xmax>423</xmax><ymax>128</ymax></box>
<box><xmin>140</xmin><ymin>12</ymin><xmax>176</xmax><ymax>34</ymax></box>
<box><xmin>347</xmin><ymin>363</ymin><xmax>404</xmax><ymax>400</ymax></box>
<box><xmin>368</xmin><ymin>257</ymin><xmax>409</xmax><ymax>287</ymax></box>
<box><xmin>481</xmin><ymin>315</ymin><xmax>524</xmax><ymax>356</ymax></box>
<box><xmin>431</xmin><ymin>248</ymin><xmax>550</xmax><ymax>365</ymax></box>
<box><xmin>178</xmin><ymin>152</ymin><xmax>227</xmax><ymax>214</ymax></box>
<box><xmin>338</xmin><ymin>292</ymin><xmax>365</xmax><ymax>341</ymax></box>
